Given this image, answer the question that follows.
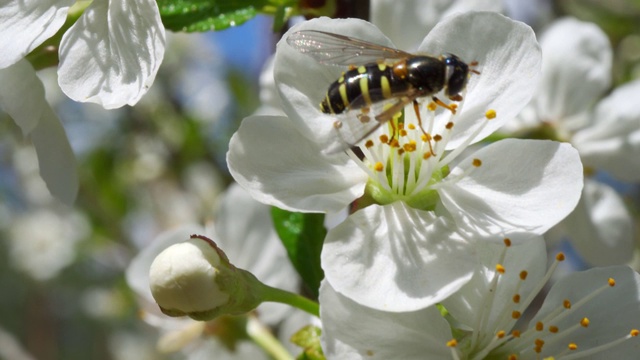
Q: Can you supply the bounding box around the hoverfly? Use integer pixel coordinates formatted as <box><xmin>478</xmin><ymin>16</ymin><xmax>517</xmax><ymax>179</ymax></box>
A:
<box><xmin>286</xmin><ymin>29</ymin><xmax>478</xmax><ymax>153</ymax></box>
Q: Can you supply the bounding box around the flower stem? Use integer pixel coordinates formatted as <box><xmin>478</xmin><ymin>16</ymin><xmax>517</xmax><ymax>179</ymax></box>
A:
<box><xmin>261</xmin><ymin>285</ymin><xmax>320</xmax><ymax>317</ymax></box>
<box><xmin>246</xmin><ymin>317</ymin><xmax>294</xmax><ymax>360</ymax></box>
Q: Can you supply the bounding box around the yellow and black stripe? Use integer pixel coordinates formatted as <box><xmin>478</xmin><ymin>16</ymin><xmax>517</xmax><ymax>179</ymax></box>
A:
<box><xmin>320</xmin><ymin>63</ymin><xmax>408</xmax><ymax>114</ymax></box>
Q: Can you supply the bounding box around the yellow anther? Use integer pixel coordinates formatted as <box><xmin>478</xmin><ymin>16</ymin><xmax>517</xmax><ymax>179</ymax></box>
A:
<box><xmin>389</xmin><ymin>139</ymin><xmax>399</xmax><ymax>148</ymax></box>
<box><xmin>423</xmin><ymin>152</ymin><xmax>432</xmax><ymax>160</ymax></box>
<box><xmin>556</xmin><ymin>252</ymin><xmax>565</xmax><ymax>261</ymax></box>
<box><xmin>512</xmin><ymin>294</ymin><xmax>521</xmax><ymax>303</ymax></box>
<box><xmin>549</xmin><ymin>326</ymin><xmax>559</xmax><ymax>333</ymax></box>
<box><xmin>421</xmin><ymin>134</ymin><xmax>429</xmax><ymax>142</ymax></box>
<box><xmin>511</xmin><ymin>330</ymin><xmax>521</xmax><ymax>338</ymax></box>
<box><xmin>408</xmin><ymin>123</ymin><xmax>416</xmax><ymax>130</ymax></box>
<box><xmin>403</xmin><ymin>141</ymin><xmax>417</xmax><ymax>152</ymax></box>
<box><xmin>433</xmin><ymin>134</ymin><xmax>442</xmax><ymax>142</ymax></box>
<box><xmin>512</xmin><ymin>311</ymin><xmax>521</xmax><ymax>319</ymax></box>
<box><xmin>445</xmin><ymin>122</ymin><xmax>454</xmax><ymax>129</ymax></box>
<box><xmin>379</xmin><ymin>134</ymin><xmax>389</xmax><ymax>144</ymax></box>
<box><xmin>535</xmin><ymin>339</ymin><xmax>545</xmax><ymax>347</ymax></box>
<box><xmin>485</xmin><ymin>109</ymin><xmax>497</xmax><ymax>119</ymax></box>
<box><xmin>520</xmin><ymin>271</ymin><xmax>528</xmax><ymax>280</ymax></box>
<box><xmin>398</xmin><ymin>149</ymin><xmax>405</xmax><ymax>156</ymax></box>
<box><xmin>472</xmin><ymin>158</ymin><xmax>482</xmax><ymax>167</ymax></box>
<box><xmin>631</xmin><ymin>329</ymin><xmax>639</xmax><ymax>337</ymax></box>
<box><xmin>508</xmin><ymin>355</ymin><xmax>518</xmax><ymax>360</ymax></box>
<box><xmin>580</xmin><ymin>318</ymin><xmax>590</xmax><ymax>327</ymax></box>
<box><xmin>568</xmin><ymin>343</ymin><xmax>578</xmax><ymax>351</ymax></box>
<box><xmin>399</xmin><ymin>129</ymin><xmax>408</xmax><ymax>137</ymax></box>
<box><xmin>536</xmin><ymin>322</ymin><xmax>544</xmax><ymax>331</ymax></box>
<box><xmin>374</xmin><ymin>162</ymin><xmax>384</xmax><ymax>172</ymax></box>
<box><xmin>504</xmin><ymin>238</ymin><xmax>512</xmax><ymax>247</ymax></box>
<box><xmin>497</xmin><ymin>330</ymin><xmax>506</xmax><ymax>338</ymax></box>
<box><xmin>496</xmin><ymin>264</ymin><xmax>505</xmax><ymax>274</ymax></box>
<box><xmin>608</xmin><ymin>278</ymin><xmax>616</xmax><ymax>287</ymax></box>
<box><xmin>365</xmin><ymin>140</ymin><xmax>374</xmax><ymax>148</ymax></box>
<box><xmin>563</xmin><ymin>299</ymin><xmax>572</xmax><ymax>309</ymax></box>
<box><xmin>450</xmin><ymin>103</ymin><xmax>458</xmax><ymax>111</ymax></box>
<box><xmin>427</xmin><ymin>102</ymin><xmax>437</xmax><ymax>111</ymax></box>
<box><xmin>446</xmin><ymin>339</ymin><xmax>458</xmax><ymax>347</ymax></box>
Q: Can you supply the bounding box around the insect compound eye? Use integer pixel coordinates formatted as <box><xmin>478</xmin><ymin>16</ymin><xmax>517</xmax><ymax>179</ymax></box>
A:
<box><xmin>443</xmin><ymin>54</ymin><xmax>470</xmax><ymax>97</ymax></box>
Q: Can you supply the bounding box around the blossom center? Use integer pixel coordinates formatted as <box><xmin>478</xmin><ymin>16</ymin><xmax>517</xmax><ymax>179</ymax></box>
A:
<box><xmin>347</xmin><ymin>100</ymin><xmax>492</xmax><ymax>211</ymax></box>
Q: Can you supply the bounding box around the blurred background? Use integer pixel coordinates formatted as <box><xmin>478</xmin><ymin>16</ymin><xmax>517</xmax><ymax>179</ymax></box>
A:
<box><xmin>1</xmin><ymin>0</ymin><xmax>640</xmax><ymax>359</ymax></box>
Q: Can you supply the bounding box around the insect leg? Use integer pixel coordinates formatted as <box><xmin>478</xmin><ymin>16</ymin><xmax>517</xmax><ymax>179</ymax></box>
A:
<box><xmin>431</xmin><ymin>96</ymin><xmax>457</xmax><ymax>114</ymax></box>
<box><xmin>412</xmin><ymin>100</ymin><xmax>436</xmax><ymax>156</ymax></box>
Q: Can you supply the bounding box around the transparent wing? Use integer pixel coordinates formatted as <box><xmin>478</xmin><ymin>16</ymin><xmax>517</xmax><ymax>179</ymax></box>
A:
<box><xmin>324</xmin><ymin>95</ymin><xmax>417</xmax><ymax>154</ymax></box>
<box><xmin>286</xmin><ymin>30</ymin><xmax>413</xmax><ymax>67</ymax></box>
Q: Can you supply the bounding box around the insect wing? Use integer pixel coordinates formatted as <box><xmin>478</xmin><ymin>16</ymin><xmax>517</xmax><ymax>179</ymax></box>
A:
<box><xmin>323</xmin><ymin>95</ymin><xmax>417</xmax><ymax>154</ymax></box>
<box><xmin>286</xmin><ymin>30</ymin><xmax>413</xmax><ymax>66</ymax></box>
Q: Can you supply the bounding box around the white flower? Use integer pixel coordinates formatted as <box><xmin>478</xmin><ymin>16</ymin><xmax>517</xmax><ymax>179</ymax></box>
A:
<box><xmin>0</xmin><ymin>60</ymin><xmax>78</xmax><ymax>204</ymax></box>
<box><xmin>228</xmin><ymin>13</ymin><xmax>583</xmax><ymax>310</ymax></box>
<box><xmin>57</xmin><ymin>0</ymin><xmax>166</xmax><ymax>108</ymax></box>
<box><xmin>0</xmin><ymin>0</ymin><xmax>165</xmax><ymax>109</ymax></box>
<box><xmin>0</xmin><ymin>0</ymin><xmax>74</xmax><ymax>69</ymax></box>
<box><xmin>507</xmin><ymin>18</ymin><xmax>638</xmax><ymax>265</ymax></box>
<box><xmin>320</xmin><ymin>238</ymin><xmax>640</xmax><ymax>359</ymax></box>
<box><xmin>126</xmin><ymin>184</ymin><xmax>299</xmax><ymax>358</ymax></box>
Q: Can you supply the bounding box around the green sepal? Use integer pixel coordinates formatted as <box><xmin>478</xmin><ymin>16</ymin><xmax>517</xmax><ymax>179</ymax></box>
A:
<box><xmin>270</xmin><ymin>208</ymin><xmax>325</xmax><ymax>298</ymax></box>
<box><xmin>291</xmin><ymin>325</ymin><xmax>325</xmax><ymax>360</ymax></box>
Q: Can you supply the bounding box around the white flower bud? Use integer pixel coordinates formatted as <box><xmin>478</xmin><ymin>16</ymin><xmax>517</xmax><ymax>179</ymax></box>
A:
<box><xmin>149</xmin><ymin>235</ymin><xmax>265</xmax><ymax>320</ymax></box>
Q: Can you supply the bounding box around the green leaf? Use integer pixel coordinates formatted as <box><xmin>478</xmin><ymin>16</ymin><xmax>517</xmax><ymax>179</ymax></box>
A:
<box><xmin>157</xmin><ymin>0</ymin><xmax>267</xmax><ymax>32</ymax></box>
<box><xmin>271</xmin><ymin>208</ymin><xmax>325</xmax><ymax>298</ymax></box>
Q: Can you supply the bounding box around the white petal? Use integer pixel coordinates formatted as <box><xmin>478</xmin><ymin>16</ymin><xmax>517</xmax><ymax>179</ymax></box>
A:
<box><xmin>320</xmin><ymin>282</ymin><xmax>452</xmax><ymax>360</ymax></box>
<box><xmin>534</xmin><ymin>18</ymin><xmax>612</xmax><ymax>123</ymax></box>
<box><xmin>30</xmin><ymin>104</ymin><xmax>78</xmax><ymax>205</ymax></box>
<box><xmin>371</xmin><ymin>0</ymin><xmax>502</xmax><ymax>52</ymax></box>
<box><xmin>529</xmin><ymin>266</ymin><xmax>640</xmax><ymax>358</ymax></box>
<box><xmin>126</xmin><ymin>225</ymin><xmax>205</xmax><ymax>305</ymax></box>
<box><xmin>0</xmin><ymin>0</ymin><xmax>73</xmax><ymax>69</ymax></box>
<box><xmin>0</xmin><ymin>60</ymin><xmax>78</xmax><ymax>204</ymax></box>
<box><xmin>275</xmin><ymin>17</ymin><xmax>396</xmax><ymax>146</ymax></box>
<box><xmin>548</xmin><ymin>179</ymin><xmax>634</xmax><ymax>266</ymax></box>
<box><xmin>442</xmin><ymin>236</ymin><xmax>547</xmax><ymax>330</ymax></box>
<box><xmin>420</xmin><ymin>12</ymin><xmax>541</xmax><ymax>148</ymax></box>
<box><xmin>439</xmin><ymin>139</ymin><xmax>583</xmax><ymax>237</ymax></box>
<box><xmin>227</xmin><ymin>115</ymin><xmax>367</xmax><ymax>213</ymax></box>
<box><xmin>573</xmin><ymin>80</ymin><xmax>640</xmax><ymax>182</ymax></box>
<box><xmin>322</xmin><ymin>203</ymin><xmax>475</xmax><ymax>312</ymax></box>
<box><xmin>0</xmin><ymin>60</ymin><xmax>47</xmax><ymax>134</ymax></box>
<box><xmin>58</xmin><ymin>0</ymin><xmax>165</xmax><ymax>109</ymax></box>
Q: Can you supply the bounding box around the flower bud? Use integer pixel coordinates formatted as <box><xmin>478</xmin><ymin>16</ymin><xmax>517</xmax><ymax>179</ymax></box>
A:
<box><xmin>149</xmin><ymin>234</ymin><xmax>265</xmax><ymax>321</ymax></box>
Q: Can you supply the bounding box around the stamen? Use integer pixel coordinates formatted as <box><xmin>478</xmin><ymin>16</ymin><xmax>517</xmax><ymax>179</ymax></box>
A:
<box><xmin>485</xmin><ymin>109</ymin><xmax>497</xmax><ymax>119</ymax></box>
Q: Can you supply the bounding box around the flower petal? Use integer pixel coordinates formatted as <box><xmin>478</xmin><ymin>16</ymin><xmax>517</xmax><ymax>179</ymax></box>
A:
<box><xmin>227</xmin><ymin>115</ymin><xmax>367</xmax><ymax>213</ymax></box>
<box><xmin>0</xmin><ymin>60</ymin><xmax>47</xmax><ymax>134</ymax></box>
<box><xmin>275</xmin><ymin>17</ymin><xmax>396</xmax><ymax>147</ymax></box>
<box><xmin>419</xmin><ymin>12</ymin><xmax>541</xmax><ymax>148</ymax></box>
<box><xmin>371</xmin><ymin>0</ymin><xmax>502</xmax><ymax>51</ymax></box>
<box><xmin>322</xmin><ymin>203</ymin><xmax>476</xmax><ymax>312</ymax></box>
<box><xmin>438</xmin><ymin>139</ymin><xmax>583</xmax><ymax>238</ymax></box>
<box><xmin>0</xmin><ymin>0</ymin><xmax>73</xmax><ymax>69</ymax></box>
<box><xmin>547</xmin><ymin>179</ymin><xmax>634</xmax><ymax>266</ymax></box>
<box><xmin>529</xmin><ymin>266</ymin><xmax>640</xmax><ymax>358</ymax></box>
<box><xmin>534</xmin><ymin>17</ymin><xmax>612</xmax><ymax>123</ymax></box>
<box><xmin>0</xmin><ymin>60</ymin><xmax>78</xmax><ymax>204</ymax></box>
<box><xmin>442</xmin><ymin>236</ymin><xmax>547</xmax><ymax>330</ymax></box>
<box><xmin>320</xmin><ymin>282</ymin><xmax>452</xmax><ymax>360</ymax></box>
<box><xmin>573</xmin><ymin>79</ymin><xmax>640</xmax><ymax>182</ymax></box>
<box><xmin>58</xmin><ymin>0</ymin><xmax>165</xmax><ymax>109</ymax></box>
<box><xmin>30</xmin><ymin>103</ymin><xmax>79</xmax><ymax>205</ymax></box>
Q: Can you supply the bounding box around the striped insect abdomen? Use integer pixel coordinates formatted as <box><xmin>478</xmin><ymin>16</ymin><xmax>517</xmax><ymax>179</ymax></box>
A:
<box><xmin>320</xmin><ymin>63</ymin><xmax>409</xmax><ymax>114</ymax></box>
